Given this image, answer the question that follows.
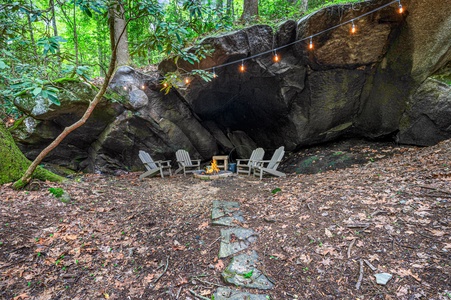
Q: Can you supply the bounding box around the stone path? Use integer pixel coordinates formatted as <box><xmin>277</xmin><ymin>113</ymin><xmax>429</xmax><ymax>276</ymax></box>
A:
<box><xmin>211</xmin><ymin>200</ymin><xmax>274</xmax><ymax>299</ymax></box>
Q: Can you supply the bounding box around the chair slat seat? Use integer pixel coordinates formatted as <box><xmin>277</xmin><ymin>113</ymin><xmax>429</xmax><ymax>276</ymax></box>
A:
<box><xmin>139</xmin><ymin>150</ymin><xmax>172</xmax><ymax>179</ymax></box>
<box><xmin>237</xmin><ymin>147</ymin><xmax>265</xmax><ymax>175</ymax></box>
<box><xmin>253</xmin><ymin>146</ymin><xmax>286</xmax><ymax>180</ymax></box>
<box><xmin>175</xmin><ymin>149</ymin><xmax>201</xmax><ymax>176</ymax></box>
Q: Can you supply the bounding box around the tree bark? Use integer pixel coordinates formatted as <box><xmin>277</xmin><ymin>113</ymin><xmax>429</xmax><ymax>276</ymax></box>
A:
<box><xmin>73</xmin><ymin>0</ymin><xmax>79</xmax><ymax>65</ymax></box>
<box><xmin>0</xmin><ymin>122</ymin><xmax>62</xmax><ymax>185</ymax></box>
<box><xmin>108</xmin><ymin>2</ymin><xmax>130</xmax><ymax>66</ymax></box>
<box><xmin>27</xmin><ymin>0</ymin><xmax>38</xmax><ymax>60</ymax></box>
<box><xmin>241</xmin><ymin>0</ymin><xmax>258</xmax><ymax>23</ymax></box>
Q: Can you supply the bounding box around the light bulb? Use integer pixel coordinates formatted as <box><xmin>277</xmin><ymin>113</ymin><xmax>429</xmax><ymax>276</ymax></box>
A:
<box><xmin>273</xmin><ymin>53</ymin><xmax>279</xmax><ymax>62</ymax></box>
<box><xmin>398</xmin><ymin>3</ymin><xmax>403</xmax><ymax>13</ymax></box>
<box><xmin>351</xmin><ymin>21</ymin><xmax>356</xmax><ymax>34</ymax></box>
<box><xmin>141</xmin><ymin>85</ymin><xmax>145</xmax><ymax>89</ymax></box>
<box><xmin>309</xmin><ymin>38</ymin><xmax>313</xmax><ymax>50</ymax></box>
<box><xmin>163</xmin><ymin>83</ymin><xmax>167</xmax><ymax>88</ymax></box>
<box><xmin>213</xmin><ymin>68</ymin><xmax>217</xmax><ymax>78</ymax></box>
<box><xmin>123</xmin><ymin>86</ymin><xmax>127</xmax><ymax>91</ymax></box>
<box><xmin>185</xmin><ymin>77</ymin><xmax>190</xmax><ymax>84</ymax></box>
<box><xmin>240</xmin><ymin>61</ymin><xmax>245</xmax><ymax>72</ymax></box>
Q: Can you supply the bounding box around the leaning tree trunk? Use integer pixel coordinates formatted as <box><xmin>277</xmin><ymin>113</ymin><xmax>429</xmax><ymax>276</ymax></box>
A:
<box><xmin>108</xmin><ymin>2</ymin><xmax>130</xmax><ymax>66</ymax></box>
<box><xmin>0</xmin><ymin>122</ymin><xmax>63</xmax><ymax>185</ymax></box>
<box><xmin>13</xmin><ymin>14</ymin><xmax>121</xmax><ymax>190</ymax></box>
<box><xmin>241</xmin><ymin>0</ymin><xmax>258</xmax><ymax>23</ymax></box>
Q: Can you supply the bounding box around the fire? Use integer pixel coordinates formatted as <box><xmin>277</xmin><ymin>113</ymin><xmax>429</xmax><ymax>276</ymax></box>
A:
<box><xmin>206</xmin><ymin>159</ymin><xmax>220</xmax><ymax>174</ymax></box>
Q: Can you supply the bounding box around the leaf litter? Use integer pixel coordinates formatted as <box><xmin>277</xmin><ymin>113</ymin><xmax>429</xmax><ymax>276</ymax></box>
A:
<box><xmin>0</xmin><ymin>139</ymin><xmax>450</xmax><ymax>299</ymax></box>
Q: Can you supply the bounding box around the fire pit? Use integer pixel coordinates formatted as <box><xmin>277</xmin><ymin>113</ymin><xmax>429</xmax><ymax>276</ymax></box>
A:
<box><xmin>193</xmin><ymin>159</ymin><xmax>234</xmax><ymax>180</ymax></box>
<box><xmin>193</xmin><ymin>170</ymin><xmax>234</xmax><ymax>180</ymax></box>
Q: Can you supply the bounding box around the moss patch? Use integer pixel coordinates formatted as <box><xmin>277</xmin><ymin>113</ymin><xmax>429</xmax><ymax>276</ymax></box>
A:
<box><xmin>0</xmin><ymin>122</ymin><xmax>63</xmax><ymax>186</ymax></box>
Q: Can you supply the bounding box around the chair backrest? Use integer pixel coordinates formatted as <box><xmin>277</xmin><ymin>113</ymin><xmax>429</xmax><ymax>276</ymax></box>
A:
<box><xmin>267</xmin><ymin>146</ymin><xmax>285</xmax><ymax>170</ymax></box>
<box><xmin>139</xmin><ymin>150</ymin><xmax>158</xmax><ymax>170</ymax></box>
<box><xmin>248</xmin><ymin>147</ymin><xmax>265</xmax><ymax>167</ymax></box>
<box><xmin>176</xmin><ymin>149</ymin><xmax>193</xmax><ymax>166</ymax></box>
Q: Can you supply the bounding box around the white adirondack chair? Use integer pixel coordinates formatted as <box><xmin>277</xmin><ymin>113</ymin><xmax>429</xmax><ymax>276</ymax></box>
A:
<box><xmin>236</xmin><ymin>147</ymin><xmax>265</xmax><ymax>175</ymax></box>
<box><xmin>253</xmin><ymin>146</ymin><xmax>286</xmax><ymax>180</ymax></box>
<box><xmin>175</xmin><ymin>149</ymin><xmax>201</xmax><ymax>176</ymax></box>
<box><xmin>138</xmin><ymin>150</ymin><xmax>172</xmax><ymax>179</ymax></box>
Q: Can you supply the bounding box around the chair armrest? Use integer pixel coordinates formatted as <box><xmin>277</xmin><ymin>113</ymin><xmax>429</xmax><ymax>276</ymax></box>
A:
<box><xmin>156</xmin><ymin>160</ymin><xmax>172</xmax><ymax>167</ymax></box>
<box><xmin>236</xmin><ymin>159</ymin><xmax>250</xmax><ymax>165</ymax></box>
<box><xmin>254</xmin><ymin>160</ymin><xmax>270</xmax><ymax>167</ymax></box>
<box><xmin>191</xmin><ymin>159</ymin><xmax>201</xmax><ymax>166</ymax></box>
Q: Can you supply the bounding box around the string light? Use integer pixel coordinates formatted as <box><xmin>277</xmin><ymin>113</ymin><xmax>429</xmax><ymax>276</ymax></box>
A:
<box><xmin>239</xmin><ymin>60</ymin><xmax>245</xmax><ymax>72</ymax></box>
<box><xmin>163</xmin><ymin>82</ymin><xmax>168</xmax><ymax>88</ymax></box>
<box><xmin>123</xmin><ymin>86</ymin><xmax>127</xmax><ymax>91</ymax></box>
<box><xmin>141</xmin><ymin>84</ymin><xmax>146</xmax><ymax>90</ymax></box>
<box><xmin>351</xmin><ymin>20</ymin><xmax>356</xmax><ymax>34</ymax></box>
<box><xmin>144</xmin><ymin>0</ymin><xmax>400</xmax><ymax>91</ymax></box>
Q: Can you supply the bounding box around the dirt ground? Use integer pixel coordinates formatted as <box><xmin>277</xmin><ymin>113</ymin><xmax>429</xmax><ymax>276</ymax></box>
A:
<box><xmin>1</xmin><ymin>139</ymin><xmax>450</xmax><ymax>300</ymax></box>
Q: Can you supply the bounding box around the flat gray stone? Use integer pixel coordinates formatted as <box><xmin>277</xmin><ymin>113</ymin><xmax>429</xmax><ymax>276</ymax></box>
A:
<box><xmin>222</xmin><ymin>251</ymin><xmax>274</xmax><ymax>290</ymax></box>
<box><xmin>213</xmin><ymin>287</ymin><xmax>269</xmax><ymax>299</ymax></box>
<box><xmin>375</xmin><ymin>273</ymin><xmax>393</xmax><ymax>285</ymax></box>
<box><xmin>219</xmin><ymin>228</ymin><xmax>257</xmax><ymax>258</ymax></box>
<box><xmin>212</xmin><ymin>200</ymin><xmax>244</xmax><ymax>226</ymax></box>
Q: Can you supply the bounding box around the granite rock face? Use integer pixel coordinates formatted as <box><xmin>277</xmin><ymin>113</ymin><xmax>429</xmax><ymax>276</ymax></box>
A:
<box><xmin>12</xmin><ymin>0</ymin><xmax>451</xmax><ymax>173</ymax></box>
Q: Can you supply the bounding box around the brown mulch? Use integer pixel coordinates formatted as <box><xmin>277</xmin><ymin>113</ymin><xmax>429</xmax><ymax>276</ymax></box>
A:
<box><xmin>1</xmin><ymin>139</ymin><xmax>450</xmax><ymax>300</ymax></box>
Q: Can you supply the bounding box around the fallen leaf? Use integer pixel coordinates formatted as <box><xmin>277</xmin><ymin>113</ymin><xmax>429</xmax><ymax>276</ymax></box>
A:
<box><xmin>197</xmin><ymin>221</ymin><xmax>209</xmax><ymax>230</ymax></box>
<box><xmin>215</xmin><ymin>259</ymin><xmax>225</xmax><ymax>271</ymax></box>
<box><xmin>324</xmin><ymin>228</ymin><xmax>333</xmax><ymax>238</ymax></box>
<box><xmin>13</xmin><ymin>294</ymin><xmax>29</xmax><ymax>300</ymax></box>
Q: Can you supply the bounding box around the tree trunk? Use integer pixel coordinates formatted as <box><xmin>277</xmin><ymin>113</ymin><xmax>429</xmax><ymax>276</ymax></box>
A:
<box><xmin>216</xmin><ymin>0</ymin><xmax>223</xmax><ymax>12</ymax></box>
<box><xmin>241</xmin><ymin>0</ymin><xmax>258</xmax><ymax>23</ymax></box>
<box><xmin>108</xmin><ymin>3</ymin><xmax>130</xmax><ymax>66</ymax></box>
<box><xmin>300</xmin><ymin>0</ymin><xmax>308</xmax><ymax>12</ymax></box>
<box><xmin>27</xmin><ymin>1</ymin><xmax>38</xmax><ymax>60</ymax></box>
<box><xmin>73</xmin><ymin>0</ymin><xmax>79</xmax><ymax>65</ymax></box>
<box><xmin>0</xmin><ymin>122</ymin><xmax>62</xmax><ymax>185</ymax></box>
<box><xmin>13</xmin><ymin>15</ymin><xmax>122</xmax><ymax>189</ymax></box>
<box><xmin>50</xmin><ymin>0</ymin><xmax>58</xmax><ymax>36</ymax></box>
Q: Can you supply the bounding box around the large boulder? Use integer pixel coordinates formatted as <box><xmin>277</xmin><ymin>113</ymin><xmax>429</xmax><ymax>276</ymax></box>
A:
<box><xmin>397</xmin><ymin>78</ymin><xmax>451</xmax><ymax>146</ymax></box>
<box><xmin>12</xmin><ymin>0</ymin><xmax>451</xmax><ymax>173</ymax></box>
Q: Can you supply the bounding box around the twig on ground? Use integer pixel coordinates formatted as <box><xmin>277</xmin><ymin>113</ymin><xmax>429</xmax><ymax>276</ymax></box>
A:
<box><xmin>415</xmin><ymin>184</ymin><xmax>451</xmax><ymax>195</ymax></box>
<box><xmin>346</xmin><ymin>223</ymin><xmax>371</xmax><ymax>229</ymax></box>
<box><xmin>192</xmin><ymin>276</ymin><xmax>225</xmax><ymax>287</ymax></box>
<box><xmin>152</xmin><ymin>256</ymin><xmax>169</xmax><ymax>288</ymax></box>
<box><xmin>176</xmin><ymin>286</ymin><xmax>183</xmax><ymax>299</ymax></box>
<box><xmin>347</xmin><ymin>239</ymin><xmax>356</xmax><ymax>258</ymax></box>
<box><xmin>208</xmin><ymin>236</ymin><xmax>221</xmax><ymax>249</ymax></box>
<box><xmin>364</xmin><ymin>259</ymin><xmax>377</xmax><ymax>271</ymax></box>
<box><xmin>355</xmin><ymin>258</ymin><xmax>364</xmax><ymax>290</ymax></box>
<box><xmin>417</xmin><ymin>231</ymin><xmax>435</xmax><ymax>240</ymax></box>
<box><xmin>189</xmin><ymin>289</ymin><xmax>211</xmax><ymax>300</ymax></box>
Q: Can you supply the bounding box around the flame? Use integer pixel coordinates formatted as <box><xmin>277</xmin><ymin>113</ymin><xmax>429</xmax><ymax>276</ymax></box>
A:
<box><xmin>206</xmin><ymin>159</ymin><xmax>220</xmax><ymax>174</ymax></box>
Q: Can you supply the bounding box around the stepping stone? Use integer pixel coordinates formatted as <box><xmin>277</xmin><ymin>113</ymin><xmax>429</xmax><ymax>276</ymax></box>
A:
<box><xmin>212</xmin><ymin>200</ymin><xmax>244</xmax><ymax>226</ymax></box>
<box><xmin>219</xmin><ymin>228</ymin><xmax>257</xmax><ymax>258</ymax></box>
<box><xmin>213</xmin><ymin>287</ymin><xmax>269</xmax><ymax>300</ymax></box>
<box><xmin>222</xmin><ymin>251</ymin><xmax>274</xmax><ymax>290</ymax></box>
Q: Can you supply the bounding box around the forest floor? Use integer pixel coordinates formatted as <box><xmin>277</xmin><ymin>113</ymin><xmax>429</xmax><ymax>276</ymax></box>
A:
<box><xmin>1</xmin><ymin>139</ymin><xmax>450</xmax><ymax>300</ymax></box>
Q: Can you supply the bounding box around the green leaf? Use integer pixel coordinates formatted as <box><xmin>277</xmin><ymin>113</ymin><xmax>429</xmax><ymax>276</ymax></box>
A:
<box><xmin>32</xmin><ymin>87</ymin><xmax>42</xmax><ymax>96</ymax></box>
<box><xmin>243</xmin><ymin>269</ymin><xmax>253</xmax><ymax>278</ymax></box>
<box><xmin>271</xmin><ymin>188</ymin><xmax>281</xmax><ymax>194</ymax></box>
